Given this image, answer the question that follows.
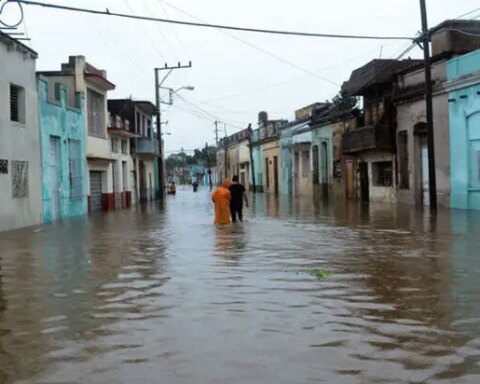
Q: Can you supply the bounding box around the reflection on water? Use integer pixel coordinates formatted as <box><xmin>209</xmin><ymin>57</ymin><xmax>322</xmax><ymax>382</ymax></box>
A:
<box><xmin>1</xmin><ymin>190</ymin><xmax>480</xmax><ymax>383</ymax></box>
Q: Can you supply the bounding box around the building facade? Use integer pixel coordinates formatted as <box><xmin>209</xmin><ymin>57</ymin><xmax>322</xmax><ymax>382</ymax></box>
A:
<box><xmin>40</xmin><ymin>56</ymin><xmax>116</xmax><ymax>213</ymax></box>
<box><xmin>107</xmin><ymin>113</ymin><xmax>136</xmax><ymax>208</ymax></box>
<box><xmin>342</xmin><ymin>59</ymin><xmax>422</xmax><ymax>204</ymax></box>
<box><xmin>448</xmin><ymin>49</ymin><xmax>480</xmax><ymax>210</ymax></box>
<box><xmin>107</xmin><ymin>99</ymin><xmax>159</xmax><ymax>204</ymax></box>
<box><xmin>38</xmin><ymin>76</ymin><xmax>87</xmax><ymax>223</ymax></box>
<box><xmin>0</xmin><ymin>32</ymin><xmax>43</xmax><ymax>232</ymax></box>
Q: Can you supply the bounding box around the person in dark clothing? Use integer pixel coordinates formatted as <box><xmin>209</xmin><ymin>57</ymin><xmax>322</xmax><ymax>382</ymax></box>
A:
<box><xmin>228</xmin><ymin>175</ymin><xmax>249</xmax><ymax>222</ymax></box>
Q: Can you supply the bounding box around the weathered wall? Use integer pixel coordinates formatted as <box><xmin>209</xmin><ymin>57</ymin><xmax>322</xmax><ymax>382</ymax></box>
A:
<box><xmin>263</xmin><ymin>140</ymin><xmax>280</xmax><ymax>194</ymax></box>
<box><xmin>396</xmin><ymin>94</ymin><xmax>451</xmax><ymax>208</ymax></box>
<box><xmin>448</xmin><ymin>49</ymin><xmax>480</xmax><ymax>210</ymax></box>
<box><xmin>250</xmin><ymin>145</ymin><xmax>264</xmax><ymax>192</ymax></box>
<box><xmin>38</xmin><ymin>77</ymin><xmax>87</xmax><ymax>223</ymax></box>
<box><xmin>0</xmin><ymin>41</ymin><xmax>42</xmax><ymax>232</ymax></box>
<box><xmin>357</xmin><ymin>152</ymin><xmax>397</xmax><ymax>204</ymax></box>
<box><xmin>292</xmin><ymin>144</ymin><xmax>313</xmax><ymax>196</ymax></box>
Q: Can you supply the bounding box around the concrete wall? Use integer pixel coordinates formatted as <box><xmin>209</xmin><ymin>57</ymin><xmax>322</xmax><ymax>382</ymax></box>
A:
<box><xmin>250</xmin><ymin>145</ymin><xmax>264</xmax><ymax>192</ymax></box>
<box><xmin>292</xmin><ymin>144</ymin><xmax>313</xmax><ymax>196</ymax></box>
<box><xmin>263</xmin><ymin>140</ymin><xmax>280</xmax><ymax>194</ymax></box>
<box><xmin>0</xmin><ymin>40</ymin><xmax>42</xmax><ymax>232</ymax></box>
<box><xmin>279</xmin><ymin>130</ymin><xmax>293</xmax><ymax>195</ymax></box>
<box><xmin>312</xmin><ymin>125</ymin><xmax>333</xmax><ymax>198</ymax></box>
<box><xmin>38</xmin><ymin>77</ymin><xmax>87</xmax><ymax>223</ymax></box>
<box><xmin>109</xmin><ymin>134</ymin><xmax>134</xmax><ymax>208</ymax></box>
<box><xmin>358</xmin><ymin>152</ymin><xmax>397</xmax><ymax>204</ymax></box>
<box><xmin>448</xmin><ymin>49</ymin><xmax>480</xmax><ymax>210</ymax></box>
<box><xmin>396</xmin><ymin>93</ymin><xmax>451</xmax><ymax>208</ymax></box>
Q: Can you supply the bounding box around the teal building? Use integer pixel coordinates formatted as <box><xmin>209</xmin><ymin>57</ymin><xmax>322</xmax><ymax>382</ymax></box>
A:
<box><xmin>249</xmin><ymin>129</ymin><xmax>264</xmax><ymax>192</ymax></box>
<box><xmin>38</xmin><ymin>76</ymin><xmax>87</xmax><ymax>223</ymax></box>
<box><xmin>279</xmin><ymin>119</ymin><xmax>309</xmax><ymax>195</ymax></box>
<box><xmin>311</xmin><ymin>123</ymin><xmax>333</xmax><ymax>191</ymax></box>
<box><xmin>448</xmin><ymin>49</ymin><xmax>480</xmax><ymax>210</ymax></box>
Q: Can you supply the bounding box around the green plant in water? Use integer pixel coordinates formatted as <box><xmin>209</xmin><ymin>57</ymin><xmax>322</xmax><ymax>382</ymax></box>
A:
<box><xmin>309</xmin><ymin>268</ymin><xmax>331</xmax><ymax>279</ymax></box>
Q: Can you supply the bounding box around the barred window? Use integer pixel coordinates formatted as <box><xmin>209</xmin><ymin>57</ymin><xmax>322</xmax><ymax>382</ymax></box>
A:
<box><xmin>111</xmin><ymin>138</ymin><xmax>119</xmax><ymax>153</ymax></box>
<box><xmin>372</xmin><ymin>161</ymin><xmax>393</xmax><ymax>187</ymax></box>
<box><xmin>12</xmin><ymin>161</ymin><xmax>28</xmax><ymax>198</ymax></box>
<box><xmin>68</xmin><ymin>139</ymin><xmax>83</xmax><ymax>198</ymax></box>
<box><xmin>87</xmin><ymin>89</ymin><xmax>105</xmax><ymax>137</ymax></box>
<box><xmin>10</xmin><ymin>84</ymin><xmax>25</xmax><ymax>123</ymax></box>
<box><xmin>0</xmin><ymin>159</ymin><xmax>8</xmax><ymax>174</ymax></box>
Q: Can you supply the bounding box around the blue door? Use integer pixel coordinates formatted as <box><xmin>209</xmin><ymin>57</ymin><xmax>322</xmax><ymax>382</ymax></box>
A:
<box><xmin>467</xmin><ymin>112</ymin><xmax>480</xmax><ymax>209</ymax></box>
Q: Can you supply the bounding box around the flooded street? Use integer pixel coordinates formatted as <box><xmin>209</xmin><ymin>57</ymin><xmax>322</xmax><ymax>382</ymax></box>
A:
<box><xmin>2</xmin><ymin>188</ymin><xmax>480</xmax><ymax>384</ymax></box>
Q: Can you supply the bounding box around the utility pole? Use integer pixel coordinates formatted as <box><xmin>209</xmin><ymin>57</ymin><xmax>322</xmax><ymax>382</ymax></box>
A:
<box><xmin>247</xmin><ymin>124</ymin><xmax>256</xmax><ymax>193</ymax></box>
<box><xmin>154</xmin><ymin>61</ymin><xmax>192</xmax><ymax>200</ymax></box>
<box><xmin>419</xmin><ymin>0</ymin><xmax>437</xmax><ymax>211</ymax></box>
<box><xmin>206</xmin><ymin>142</ymin><xmax>213</xmax><ymax>190</ymax></box>
<box><xmin>214</xmin><ymin>121</ymin><xmax>220</xmax><ymax>147</ymax></box>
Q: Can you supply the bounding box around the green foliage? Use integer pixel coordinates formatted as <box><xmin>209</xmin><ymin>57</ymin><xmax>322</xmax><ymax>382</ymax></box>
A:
<box><xmin>166</xmin><ymin>145</ymin><xmax>217</xmax><ymax>171</ymax></box>
<box><xmin>309</xmin><ymin>268</ymin><xmax>331</xmax><ymax>279</ymax></box>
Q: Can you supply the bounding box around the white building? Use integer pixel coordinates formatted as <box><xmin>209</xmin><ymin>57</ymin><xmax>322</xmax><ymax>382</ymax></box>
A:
<box><xmin>0</xmin><ymin>31</ymin><xmax>43</xmax><ymax>232</ymax></box>
<box><xmin>107</xmin><ymin>114</ymin><xmax>136</xmax><ymax>208</ymax></box>
<box><xmin>41</xmin><ymin>56</ymin><xmax>116</xmax><ymax>212</ymax></box>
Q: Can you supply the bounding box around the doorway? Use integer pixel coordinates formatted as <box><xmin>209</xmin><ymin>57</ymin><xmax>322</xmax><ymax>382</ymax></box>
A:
<box><xmin>321</xmin><ymin>142</ymin><xmax>328</xmax><ymax>184</ymax></box>
<box><xmin>89</xmin><ymin>171</ymin><xmax>103</xmax><ymax>212</ymax></box>
<box><xmin>312</xmin><ymin>145</ymin><xmax>319</xmax><ymax>184</ymax></box>
<box><xmin>49</xmin><ymin>136</ymin><xmax>61</xmax><ymax>221</ymax></box>
<box><xmin>273</xmin><ymin>156</ymin><xmax>279</xmax><ymax>194</ymax></box>
<box><xmin>359</xmin><ymin>162</ymin><xmax>369</xmax><ymax>202</ymax></box>
<box><xmin>294</xmin><ymin>151</ymin><xmax>300</xmax><ymax>195</ymax></box>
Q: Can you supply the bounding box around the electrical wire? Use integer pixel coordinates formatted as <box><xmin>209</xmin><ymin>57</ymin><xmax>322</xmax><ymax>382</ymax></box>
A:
<box><xmin>161</xmin><ymin>0</ymin><xmax>340</xmax><ymax>87</ymax></box>
<box><xmin>12</xmin><ymin>0</ymin><xmax>413</xmax><ymax>41</ymax></box>
<box><xmin>155</xmin><ymin>0</ymin><xmax>190</xmax><ymax>58</ymax></box>
<box><xmin>0</xmin><ymin>0</ymin><xmax>24</xmax><ymax>27</ymax></box>
<box><xmin>456</xmin><ymin>6</ymin><xmax>480</xmax><ymax>19</ymax></box>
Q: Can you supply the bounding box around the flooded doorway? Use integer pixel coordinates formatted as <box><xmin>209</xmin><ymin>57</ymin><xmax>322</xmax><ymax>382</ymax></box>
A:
<box><xmin>49</xmin><ymin>136</ymin><xmax>61</xmax><ymax>221</ymax></box>
<box><xmin>359</xmin><ymin>162</ymin><xmax>369</xmax><ymax>202</ymax></box>
<box><xmin>421</xmin><ymin>144</ymin><xmax>430</xmax><ymax>206</ymax></box>
<box><xmin>273</xmin><ymin>156</ymin><xmax>279</xmax><ymax>194</ymax></box>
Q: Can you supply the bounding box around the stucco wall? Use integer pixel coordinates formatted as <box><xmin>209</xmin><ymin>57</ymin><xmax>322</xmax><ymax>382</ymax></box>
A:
<box><xmin>38</xmin><ymin>77</ymin><xmax>87</xmax><ymax>223</ymax></box>
<box><xmin>263</xmin><ymin>140</ymin><xmax>280</xmax><ymax>194</ymax></box>
<box><xmin>250</xmin><ymin>145</ymin><xmax>264</xmax><ymax>192</ymax></box>
<box><xmin>358</xmin><ymin>152</ymin><xmax>397</xmax><ymax>204</ymax></box>
<box><xmin>0</xmin><ymin>42</ymin><xmax>42</xmax><ymax>232</ymax></box>
<box><xmin>448</xmin><ymin>50</ymin><xmax>480</xmax><ymax>210</ymax></box>
<box><xmin>396</xmin><ymin>94</ymin><xmax>451</xmax><ymax>208</ymax></box>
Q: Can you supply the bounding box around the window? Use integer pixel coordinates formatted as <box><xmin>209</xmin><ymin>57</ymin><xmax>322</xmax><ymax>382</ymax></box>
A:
<box><xmin>0</xmin><ymin>159</ymin><xmax>8</xmax><ymax>174</ymax></box>
<box><xmin>265</xmin><ymin>157</ymin><xmax>269</xmax><ymax>187</ymax></box>
<box><xmin>372</xmin><ymin>161</ymin><xmax>393</xmax><ymax>187</ymax></box>
<box><xmin>68</xmin><ymin>139</ymin><xmax>83</xmax><ymax>198</ymax></box>
<box><xmin>11</xmin><ymin>161</ymin><xmax>28</xmax><ymax>198</ymax></box>
<box><xmin>121</xmin><ymin>140</ymin><xmax>128</xmax><ymax>154</ymax></box>
<box><xmin>301</xmin><ymin>150</ymin><xmax>310</xmax><ymax>177</ymax></box>
<box><xmin>87</xmin><ymin>89</ymin><xmax>105</xmax><ymax>136</ymax></box>
<box><xmin>10</xmin><ymin>84</ymin><xmax>25</xmax><ymax>123</ymax></box>
<box><xmin>111</xmin><ymin>138</ymin><xmax>119</xmax><ymax>153</ymax></box>
<box><xmin>312</xmin><ymin>145</ymin><xmax>319</xmax><ymax>184</ymax></box>
<box><xmin>147</xmin><ymin>119</ymin><xmax>152</xmax><ymax>138</ymax></box>
<box><xmin>398</xmin><ymin>131</ymin><xmax>409</xmax><ymax>189</ymax></box>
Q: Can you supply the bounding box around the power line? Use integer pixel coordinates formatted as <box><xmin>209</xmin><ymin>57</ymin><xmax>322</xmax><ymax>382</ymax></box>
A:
<box><xmin>161</xmin><ymin>0</ymin><xmax>339</xmax><ymax>86</ymax></box>
<box><xmin>11</xmin><ymin>0</ymin><xmax>413</xmax><ymax>41</ymax></box>
<box><xmin>456</xmin><ymin>6</ymin><xmax>480</xmax><ymax>19</ymax></box>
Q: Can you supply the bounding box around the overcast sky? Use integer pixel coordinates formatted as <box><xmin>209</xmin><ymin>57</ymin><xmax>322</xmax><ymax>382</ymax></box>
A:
<box><xmin>2</xmin><ymin>0</ymin><xmax>477</xmax><ymax>153</ymax></box>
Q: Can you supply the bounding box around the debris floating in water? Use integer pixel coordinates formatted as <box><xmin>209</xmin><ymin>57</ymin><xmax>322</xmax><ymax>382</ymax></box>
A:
<box><xmin>309</xmin><ymin>268</ymin><xmax>331</xmax><ymax>279</ymax></box>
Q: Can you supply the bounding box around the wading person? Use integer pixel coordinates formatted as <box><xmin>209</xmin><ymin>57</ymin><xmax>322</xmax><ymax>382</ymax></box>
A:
<box><xmin>211</xmin><ymin>179</ymin><xmax>231</xmax><ymax>225</ymax></box>
<box><xmin>229</xmin><ymin>175</ymin><xmax>249</xmax><ymax>222</ymax></box>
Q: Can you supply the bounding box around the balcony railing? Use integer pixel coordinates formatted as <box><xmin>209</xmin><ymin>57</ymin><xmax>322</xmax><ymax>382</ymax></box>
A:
<box><xmin>343</xmin><ymin>124</ymin><xmax>393</xmax><ymax>154</ymax></box>
<box><xmin>133</xmin><ymin>137</ymin><xmax>160</xmax><ymax>157</ymax></box>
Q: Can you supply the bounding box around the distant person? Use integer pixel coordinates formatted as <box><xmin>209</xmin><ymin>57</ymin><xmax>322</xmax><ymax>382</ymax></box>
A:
<box><xmin>229</xmin><ymin>175</ymin><xmax>248</xmax><ymax>222</ymax></box>
<box><xmin>192</xmin><ymin>180</ymin><xmax>199</xmax><ymax>192</ymax></box>
<box><xmin>168</xmin><ymin>182</ymin><xmax>176</xmax><ymax>195</ymax></box>
<box><xmin>211</xmin><ymin>179</ymin><xmax>231</xmax><ymax>225</ymax></box>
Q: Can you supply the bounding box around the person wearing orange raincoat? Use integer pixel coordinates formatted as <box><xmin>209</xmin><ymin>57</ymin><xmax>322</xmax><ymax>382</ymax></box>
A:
<box><xmin>211</xmin><ymin>179</ymin><xmax>232</xmax><ymax>224</ymax></box>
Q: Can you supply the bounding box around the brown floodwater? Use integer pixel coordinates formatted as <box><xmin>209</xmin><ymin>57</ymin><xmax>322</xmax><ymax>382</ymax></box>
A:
<box><xmin>1</xmin><ymin>186</ymin><xmax>480</xmax><ymax>384</ymax></box>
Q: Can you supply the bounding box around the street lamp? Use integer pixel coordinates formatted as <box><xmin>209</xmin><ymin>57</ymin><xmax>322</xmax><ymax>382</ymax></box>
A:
<box><xmin>160</xmin><ymin>85</ymin><xmax>194</xmax><ymax>105</ymax></box>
